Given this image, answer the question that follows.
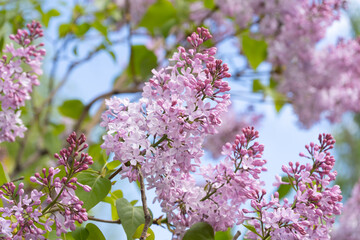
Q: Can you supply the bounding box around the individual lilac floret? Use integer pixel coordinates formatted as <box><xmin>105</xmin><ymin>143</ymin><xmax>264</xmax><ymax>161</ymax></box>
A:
<box><xmin>244</xmin><ymin>133</ymin><xmax>342</xmax><ymax>240</ymax></box>
<box><xmin>0</xmin><ymin>21</ymin><xmax>45</xmax><ymax>142</ymax></box>
<box><xmin>0</xmin><ymin>132</ymin><xmax>92</xmax><ymax>238</ymax></box>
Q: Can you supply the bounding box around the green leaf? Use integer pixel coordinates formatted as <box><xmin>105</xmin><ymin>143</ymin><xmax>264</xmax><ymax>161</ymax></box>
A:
<box><xmin>0</xmin><ymin>162</ymin><xmax>10</xmax><ymax>185</ymax></box>
<box><xmin>242</xmin><ymin>32</ymin><xmax>267</xmax><ymax>70</ymax></box>
<box><xmin>0</xmin><ymin>37</ymin><xmax>4</xmax><ymax>52</ymax></box>
<box><xmin>138</xmin><ymin>0</ymin><xmax>177</xmax><ymax>37</ymax></box>
<box><xmin>92</xmin><ymin>21</ymin><xmax>108</xmax><ymax>38</ymax></box>
<box><xmin>107</xmin><ymin>160</ymin><xmax>121</xmax><ymax>170</ymax></box>
<box><xmin>132</xmin><ymin>224</ymin><xmax>155</xmax><ymax>240</ymax></box>
<box><xmin>75</xmin><ymin>172</ymin><xmax>112</xmax><ymax>210</ymax></box>
<box><xmin>86</xmin><ymin>223</ymin><xmax>106</xmax><ymax>240</ymax></box>
<box><xmin>244</xmin><ymin>224</ymin><xmax>261</xmax><ymax>238</ymax></box>
<box><xmin>44</xmin><ymin>131</ymin><xmax>61</xmax><ymax>154</ymax></box>
<box><xmin>183</xmin><ymin>222</ymin><xmax>215</xmax><ymax>240</ymax></box>
<box><xmin>215</xmin><ymin>228</ymin><xmax>232</xmax><ymax>240</ymax></box>
<box><xmin>276</xmin><ymin>176</ymin><xmax>292</xmax><ymax>200</ymax></box>
<box><xmin>42</xmin><ymin>9</ymin><xmax>60</xmax><ymax>27</ymax></box>
<box><xmin>72</xmin><ymin>227</ymin><xmax>89</xmax><ymax>240</ymax></box>
<box><xmin>58</xmin><ymin>99</ymin><xmax>84</xmax><ymax>119</ymax></box>
<box><xmin>203</xmin><ymin>0</ymin><xmax>215</xmax><ymax>9</ymax></box>
<box><xmin>116</xmin><ymin>198</ymin><xmax>148</xmax><ymax>240</ymax></box>
<box><xmin>111</xmin><ymin>189</ymin><xmax>123</xmax><ymax>199</ymax></box>
<box><xmin>126</xmin><ymin>45</ymin><xmax>157</xmax><ymax>81</ymax></box>
<box><xmin>59</xmin><ymin>23</ymin><xmax>72</xmax><ymax>38</ymax></box>
<box><xmin>252</xmin><ymin>79</ymin><xmax>265</xmax><ymax>93</ymax></box>
<box><xmin>74</xmin><ymin>23</ymin><xmax>91</xmax><ymax>37</ymax></box>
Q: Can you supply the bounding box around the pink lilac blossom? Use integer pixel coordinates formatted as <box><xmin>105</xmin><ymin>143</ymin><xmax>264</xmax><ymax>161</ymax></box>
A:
<box><xmin>101</xmin><ymin>27</ymin><xmax>234</xmax><ymax>236</ymax></box>
<box><xmin>0</xmin><ymin>21</ymin><xmax>45</xmax><ymax>142</ymax></box>
<box><xmin>331</xmin><ymin>179</ymin><xmax>360</xmax><ymax>240</ymax></box>
<box><xmin>0</xmin><ymin>132</ymin><xmax>92</xmax><ymax>238</ymax></box>
<box><xmin>119</xmin><ymin>0</ymin><xmax>353</xmax><ymax>126</ymax></box>
<box><xmin>204</xmin><ymin>107</ymin><xmax>263</xmax><ymax>158</ymax></box>
<box><xmin>244</xmin><ymin>134</ymin><xmax>342</xmax><ymax>239</ymax></box>
<box><xmin>101</xmin><ymin>28</ymin><xmax>343</xmax><ymax>237</ymax></box>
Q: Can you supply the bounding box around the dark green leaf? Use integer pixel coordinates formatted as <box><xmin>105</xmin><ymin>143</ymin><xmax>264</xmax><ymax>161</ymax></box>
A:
<box><xmin>116</xmin><ymin>198</ymin><xmax>148</xmax><ymax>240</ymax></box>
<box><xmin>242</xmin><ymin>32</ymin><xmax>267</xmax><ymax>70</ymax></box>
<box><xmin>276</xmin><ymin>176</ymin><xmax>292</xmax><ymax>200</ymax></box>
<box><xmin>126</xmin><ymin>45</ymin><xmax>157</xmax><ymax>81</ymax></box>
<box><xmin>75</xmin><ymin>172</ymin><xmax>112</xmax><ymax>210</ymax></box>
<box><xmin>86</xmin><ymin>223</ymin><xmax>106</xmax><ymax>240</ymax></box>
<box><xmin>58</xmin><ymin>99</ymin><xmax>84</xmax><ymax>119</ymax></box>
<box><xmin>183</xmin><ymin>222</ymin><xmax>215</xmax><ymax>240</ymax></box>
<box><xmin>72</xmin><ymin>227</ymin><xmax>89</xmax><ymax>240</ymax></box>
<box><xmin>138</xmin><ymin>0</ymin><xmax>177</xmax><ymax>37</ymax></box>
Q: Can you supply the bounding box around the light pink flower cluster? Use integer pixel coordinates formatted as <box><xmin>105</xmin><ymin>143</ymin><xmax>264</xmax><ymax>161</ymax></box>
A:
<box><xmin>102</xmin><ymin>27</ymin><xmax>343</xmax><ymax>237</ymax></box>
<box><xmin>0</xmin><ymin>132</ymin><xmax>92</xmax><ymax>238</ymax></box>
<box><xmin>204</xmin><ymin>108</ymin><xmax>263</xmax><ymax>158</ymax></box>
<box><xmin>331</xmin><ymin>179</ymin><xmax>360</xmax><ymax>240</ymax></box>
<box><xmin>101</xmin><ymin>27</ymin><xmax>234</xmax><ymax>234</ymax></box>
<box><xmin>244</xmin><ymin>134</ymin><xmax>342</xmax><ymax>239</ymax></box>
<box><xmin>204</xmin><ymin>0</ymin><xmax>347</xmax><ymax>126</ymax></box>
<box><xmin>0</xmin><ymin>21</ymin><xmax>45</xmax><ymax>142</ymax></box>
<box><xmin>115</xmin><ymin>0</ymin><xmax>355</xmax><ymax>126</ymax></box>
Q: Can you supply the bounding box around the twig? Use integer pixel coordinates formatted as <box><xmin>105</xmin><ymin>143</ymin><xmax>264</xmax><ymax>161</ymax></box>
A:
<box><xmin>137</xmin><ymin>166</ymin><xmax>151</xmax><ymax>240</ymax></box>
<box><xmin>74</xmin><ymin>88</ymin><xmax>140</xmax><ymax>133</ymax></box>
<box><xmin>88</xmin><ymin>216</ymin><xmax>121</xmax><ymax>224</ymax></box>
<box><xmin>233</xmin><ymin>231</ymin><xmax>241</xmax><ymax>240</ymax></box>
<box><xmin>108</xmin><ymin>167</ymin><xmax>123</xmax><ymax>181</ymax></box>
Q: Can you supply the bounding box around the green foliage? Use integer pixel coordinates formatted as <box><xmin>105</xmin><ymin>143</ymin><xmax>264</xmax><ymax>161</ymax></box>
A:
<box><xmin>252</xmin><ymin>79</ymin><xmax>287</xmax><ymax>112</ymax></box>
<box><xmin>72</xmin><ymin>227</ymin><xmax>89</xmax><ymax>240</ymax></box>
<box><xmin>203</xmin><ymin>0</ymin><xmax>215</xmax><ymax>9</ymax></box>
<box><xmin>139</xmin><ymin>0</ymin><xmax>177</xmax><ymax>37</ymax></box>
<box><xmin>58</xmin><ymin>99</ymin><xmax>85</xmax><ymax>119</ymax></box>
<box><xmin>215</xmin><ymin>229</ymin><xmax>232</xmax><ymax>240</ymax></box>
<box><xmin>75</xmin><ymin>172</ymin><xmax>112</xmax><ymax>210</ymax></box>
<box><xmin>41</xmin><ymin>9</ymin><xmax>61</xmax><ymax>27</ymax></box>
<box><xmin>241</xmin><ymin>32</ymin><xmax>268</xmax><ymax>70</ymax></box>
<box><xmin>183</xmin><ymin>222</ymin><xmax>215</xmax><ymax>240</ymax></box>
<box><xmin>85</xmin><ymin>223</ymin><xmax>106</xmax><ymax>240</ymax></box>
<box><xmin>126</xmin><ymin>45</ymin><xmax>157</xmax><ymax>82</ymax></box>
<box><xmin>116</xmin><ymin>198</ymin><xmax>151</xmax><ymax>240</ymax></box>
<box><xmin>275</xmin><ymin>176</ymin><xmax>292</xmax><ymax>200</ymax></box>
<box><xmin>132</xmin><ymin>224</ymin><xmax>155</xmax><ymax>240</ymax></box>
<box><xmin>244</xmin><ymin>224</ymin><xmax>261</xmax><ymax>238</ymax></box>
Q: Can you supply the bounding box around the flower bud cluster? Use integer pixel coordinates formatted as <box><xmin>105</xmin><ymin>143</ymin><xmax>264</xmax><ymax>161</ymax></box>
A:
<box><xmin>0</xmin><ymin>21</ymin><xmax>45</xmax><ymax>142</ymax></box>
<box><xmin>244</xmin><ymin>134</ymin><xmax>342</xmax><ymax>239</ymax></box>
<box><xmin>0</xmin><ymin>132</ymin><xmax>92</xmax><ymax>238</ymax></box>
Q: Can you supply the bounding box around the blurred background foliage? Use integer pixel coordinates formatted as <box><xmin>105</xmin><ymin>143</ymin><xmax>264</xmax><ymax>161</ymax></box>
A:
<box><xmin>0</xmin><ymin>0</ymin><xmax>359</xmax><ymax>238</ymax></box>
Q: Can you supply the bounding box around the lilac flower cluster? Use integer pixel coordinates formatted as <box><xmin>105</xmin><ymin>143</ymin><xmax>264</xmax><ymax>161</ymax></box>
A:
<box><xmin>0</xmin><ymin>132</ymin><xmax>92</xmax><ymax>239</ymax></box>
<box><xmin>101</xmin><ymin>27</ymin><xmax>343</xmax><ymax>238</ymax></box>
<box><xmin>244</xmin><ymin>134</ymin><xmax>342</xmax><ymax>239</ymax></box>
<box><xmin>102</xmin><ymin>27</ymin><xmax>233</xmax><ymax>234</ymax></box>
<box><xmin>115</xmin><ymin>0</ymin><xmax>356</xmax><ymax>127</ymax></box>
<box><xmin>0</xmin><ymin>21</ymin><xmax>45</xmax><ymax>142</ymax></box>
